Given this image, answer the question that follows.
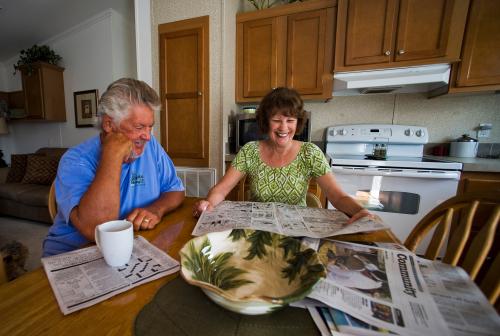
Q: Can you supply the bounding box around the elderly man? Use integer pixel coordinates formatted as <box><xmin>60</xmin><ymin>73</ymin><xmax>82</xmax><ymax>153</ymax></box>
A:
<box><xmin>43</xmin><ymin>78</ymin><xmax>184</xmax><ymax>256</ymax></box>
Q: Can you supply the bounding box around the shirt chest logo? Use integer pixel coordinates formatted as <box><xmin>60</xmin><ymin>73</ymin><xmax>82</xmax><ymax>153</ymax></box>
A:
<box><xmin>130</xmin><ymin>173</ymin><xmax>145</xmax><ymax>187</ymax></box>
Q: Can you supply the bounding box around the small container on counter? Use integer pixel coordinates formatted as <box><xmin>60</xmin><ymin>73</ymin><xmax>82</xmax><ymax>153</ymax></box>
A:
<box><xmin>450</xmin><ymin>134</ymin><xmax>478</xmax><ymax>158</ymax></box>
<box><xmin>432</xmin><ymin>144</ymin><xmax>449</xmax><ymax>156</ymax></box>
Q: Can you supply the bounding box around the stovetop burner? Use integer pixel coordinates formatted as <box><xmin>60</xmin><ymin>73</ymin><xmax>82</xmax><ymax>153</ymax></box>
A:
<box><xmin>365</xmin><ymin>154</ymin><xmax>387</xmax><ymax>160</ymax></box>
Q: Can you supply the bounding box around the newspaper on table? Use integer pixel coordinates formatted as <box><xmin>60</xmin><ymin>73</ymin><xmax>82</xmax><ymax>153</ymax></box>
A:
<box><xmin>192</xmin><ymin>201</ymin><xmax>387</xmax><ymax>238</ymax></box>
<box><xmin>42</xmin><ymin>235</ymin><xmax>179</xmax><ymax>315</ymax></box>
<box><xmin>307</xmin><ymin>240</ymin><xmax>451</xmax><ymax>336</ymax></box>
<box><xmin>310</xmin><ymin>305</ymin><xmax>397</xmax><ymax>336</ymax></box>
<box><xmin>417</xmin><ymin>258</ymin><xmax>500</xmax><ymax>336</ymax></box>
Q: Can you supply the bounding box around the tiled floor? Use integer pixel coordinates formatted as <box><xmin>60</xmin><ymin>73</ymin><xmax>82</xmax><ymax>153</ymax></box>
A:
<box><xmin>0</xmin><ymin>216</ymin><xmax>50</xmax><ymax>272</ymax></box>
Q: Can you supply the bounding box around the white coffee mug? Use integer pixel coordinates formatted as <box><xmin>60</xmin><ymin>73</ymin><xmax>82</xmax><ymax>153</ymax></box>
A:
<box><xmin>95</xmin><ymin>220</ymin><xmax>133</xmax><ymax>267</ymax></box>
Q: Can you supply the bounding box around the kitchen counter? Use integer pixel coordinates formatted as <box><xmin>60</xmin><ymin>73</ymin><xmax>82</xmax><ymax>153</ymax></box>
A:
<box><xmin>427</xmin><ymin>155</ymin><xmax>500</xmax><ymax>173</ymax></box>
<box><xmin>229</xmin><ymin>154</ymin><xmax>500</xmax><ymax>172</ymax></box>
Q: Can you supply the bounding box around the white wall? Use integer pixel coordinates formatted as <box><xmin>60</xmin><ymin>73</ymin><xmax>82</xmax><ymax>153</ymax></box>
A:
<box><xmin>0</xmin><ymin>8</ymin><xmax>136</xmax><ymax>164</ymax></box>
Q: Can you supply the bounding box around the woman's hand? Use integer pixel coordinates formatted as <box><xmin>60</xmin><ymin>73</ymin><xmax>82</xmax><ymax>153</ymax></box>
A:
<box><xmin>347</xmin><ymin>208</ymin><xmax>373</xmax><ymax>224</ymax></box>
<box><xmin>192</xmin><ymin>200</ymin><xmax>213</xmax><ymax>218</ymax></box>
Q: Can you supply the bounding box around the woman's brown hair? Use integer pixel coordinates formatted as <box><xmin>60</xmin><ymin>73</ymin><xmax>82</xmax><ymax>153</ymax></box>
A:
<box><xmin>256</xmin><ymin>87</ymin><xmax>305</xmax><ymax>134</ymax></box>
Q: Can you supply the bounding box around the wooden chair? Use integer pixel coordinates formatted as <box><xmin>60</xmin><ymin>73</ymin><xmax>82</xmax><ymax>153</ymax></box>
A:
<box><xmin>237</xmin><ymin>176</ymin><xmax>323</xmax><ymax>208</ymax></box>
<box><xmin>404</xmin><ymin>192</ymin><xmax>500</xmax><ymax>304</ymax></box>
<box><xmin>48</xmin><ymin>180</ymin><xmax>57</xmax><ymax>221</ymax></box>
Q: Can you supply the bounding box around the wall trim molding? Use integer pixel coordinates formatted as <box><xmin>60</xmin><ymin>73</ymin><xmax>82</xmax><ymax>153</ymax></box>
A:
<box><xmin>41</xmin><ymin>9</ymin><xmax>115</xmax><ymax>46</ymax></box>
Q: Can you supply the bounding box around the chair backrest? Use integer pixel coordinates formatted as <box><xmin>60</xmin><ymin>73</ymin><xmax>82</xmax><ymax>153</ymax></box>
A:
<box><xmin>404</xmin><ymin>191</ymin><xmax>499</xmax><ymax>304</ymax></box>
<box><xmin>237</xmin><ymin>175</ymin><xmax>322</xmax><ymax>208</ymax></box>
<box><xmin>0</xmin><ymin>255</ymin><xmax>7</xmax><ymax>285</ymax></box>
<box><xmin>48</xmin><ymin>180</ymin><xmax>57</xmax><ymax>221</ymax></box>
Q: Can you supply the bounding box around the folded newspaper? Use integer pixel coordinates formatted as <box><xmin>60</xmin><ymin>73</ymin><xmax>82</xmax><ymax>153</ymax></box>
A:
<box><xmin>308</xmin><ymin>240</ymin><xmax>451</xmax><ymax>336</ymax></box>
<box><xmin>192</xmin><ymin>201</ymin><xmax>388</xmax><ymax>238</ymax></box>
<box><xmin>417</xmin><ymin>259</ymin><xmax>500</xmax><ymax>336</ymax></box>
<box><xmin>42</xmin><ymin>236</ymin><xmax>180</xmax><ymax>315</ymax></box>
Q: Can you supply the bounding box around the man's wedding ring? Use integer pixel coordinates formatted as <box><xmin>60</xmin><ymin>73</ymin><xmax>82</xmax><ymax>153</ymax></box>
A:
<box><xmin>143</xmin><ymin>218</ymin><xmax>150</xmax><ymax>223</ymax></box>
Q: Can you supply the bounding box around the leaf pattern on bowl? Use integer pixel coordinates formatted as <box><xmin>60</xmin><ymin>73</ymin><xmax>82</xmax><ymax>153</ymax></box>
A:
<box><xmin>278</xmin><ymin>236</ymin><xmax>302</xmax><ymax>258</ymax></box>
<box><xmin>181</xmin><ymin>238</ymin><xmax>253</xmax><ymax>290</ymax></box>
<box><xmin>180</xmin><ymin>229</ymin><xmax>327</xmax><ymax>314</ymax></box>
<box><xmin>244</xmin><ymin>231</ymin><xmax>273</xmax><ymax>260</ymax></box>
<box><xmin>229</xmin><ymin>229</ymin><xmax>247</xmax><ymax>241</ymax></box>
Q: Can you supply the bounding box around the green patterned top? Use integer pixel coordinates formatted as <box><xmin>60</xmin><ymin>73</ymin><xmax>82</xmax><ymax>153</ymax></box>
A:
<box><xmin>231</xmin><ymin>141</ymin><xmax>330</xmax><ymax>206</ymax></box>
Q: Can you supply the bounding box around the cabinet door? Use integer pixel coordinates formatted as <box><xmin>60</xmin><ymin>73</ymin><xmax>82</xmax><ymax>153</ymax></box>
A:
<box><xmin>21</xmin><ymin>63</ymin><xmax>66</xmax><ymax>121</ymax></box>
<box><xmin>336</xmin><ymin>0</ymin><xmax>398</xmax><ymax>67</ymax></box>
<box><xmin>395</xmin><ymin>0</ymin><xmax>454</xmax><ymax>61</ymax></box>
<box><xmin>237</xmin><ymin>17</ymin><xmax>286</xmax><ymax>100</ymax></box>
<box><xmin>40</xmin><ymin>65</ymin><xmax>66</xmax><ymax>121</ymax></box>
<box><xmin>22</xmin><ymin>68</ymin><xmax>44</xmax><ymax>119</ymax></box>
<box><xmin>455</xmin><ymin>0</ymin><xmax>500</xmax><ymax>87</ymax></box>
<box><xmin>159</xmin><ymin>16</ymin><xmax>209</xmax><ymax>167</ymax></box>
<box><xmin>287</xmin><ymin>8</ymin><xmax>334</xmax><ymax>97</ymax></box>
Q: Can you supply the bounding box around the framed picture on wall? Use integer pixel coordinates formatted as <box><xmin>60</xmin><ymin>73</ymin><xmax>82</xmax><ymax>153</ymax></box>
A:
<box><xmin>74</xmin><ymin>89</ymin><xmax>99</xmax><ymax>127</ymax></box>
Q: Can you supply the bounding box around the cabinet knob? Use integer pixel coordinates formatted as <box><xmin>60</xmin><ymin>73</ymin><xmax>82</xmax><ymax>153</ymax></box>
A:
<box><xmin>398</xmin><ymin>50</ymin><xmax>405</xmax><ymax>55</ymax></box>
<box><xmin>384</xmin><ymin>50</ymin><xmax>391</xmax><ymax>56</ymax></box>
<box><xmin>198</xmin><ymin>91</ymin><xmax>202</xmax><ymax>96</ymax></box>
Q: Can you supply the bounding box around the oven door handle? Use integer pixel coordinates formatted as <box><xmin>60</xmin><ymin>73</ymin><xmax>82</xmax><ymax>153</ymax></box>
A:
<box><xmin>331</xmin><ymin>166</ymin><xmax>461</xmax><ymax>180</ymax></box>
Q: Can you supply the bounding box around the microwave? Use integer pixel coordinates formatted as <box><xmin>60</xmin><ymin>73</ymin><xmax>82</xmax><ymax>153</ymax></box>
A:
<box><xmin>234</xmin><ymin>111</ymin><xmax>311</xmax><ymax>152</ymax></box>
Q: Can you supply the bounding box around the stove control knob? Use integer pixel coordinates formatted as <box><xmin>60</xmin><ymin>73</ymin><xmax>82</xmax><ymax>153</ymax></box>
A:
<box><xmin>338</xmin><ymin>128</ymin><xmax>347</xmax><ymax>136</ymax></box>
<box><xmin>415</xmin><ymin>129</ymin><xmax>424</xmax><ymax>137</ymax></box>
<box><xmin>329</xmin><ymin>129</ymin><xmax>335</xmax><ymax>136</ymax></box>
<box><xmin>404</xmin><ymin>129</ymin><xmax>413</xmax><ymax>136</ymax></box>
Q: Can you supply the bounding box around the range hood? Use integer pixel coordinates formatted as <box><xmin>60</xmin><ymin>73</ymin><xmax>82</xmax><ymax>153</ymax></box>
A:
<box><xmin>332</xmin><ymin>63</ymin><xmax>450</xmax><ymax>96</ymax></box>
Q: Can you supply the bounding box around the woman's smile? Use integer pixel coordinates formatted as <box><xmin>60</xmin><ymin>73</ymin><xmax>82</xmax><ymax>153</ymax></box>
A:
<box><xmin>269</xmin><ymin>113</ymin><xmax>297</xmax><ymax>146</ymax></box>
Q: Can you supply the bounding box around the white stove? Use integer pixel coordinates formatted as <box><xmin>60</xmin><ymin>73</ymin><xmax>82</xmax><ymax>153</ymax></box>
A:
<box><xmin>325</xmin><ymin>124</ymin><xmax>462</xmax><ymax>170</ymax></box>
<box><xmin>325</xmin><ymin>124</ymin><xmax>462</xmax><ymax>254</ymax></box>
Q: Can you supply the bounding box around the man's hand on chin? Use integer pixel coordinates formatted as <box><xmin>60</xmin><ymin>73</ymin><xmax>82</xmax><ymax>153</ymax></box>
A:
<box><xmin>101</xmin><ymin>132</ymin><xmax>134</xmax><ymax>163</ymax></box>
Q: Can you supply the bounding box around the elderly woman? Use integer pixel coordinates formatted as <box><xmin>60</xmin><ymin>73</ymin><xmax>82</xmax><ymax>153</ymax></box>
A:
<box><xmin>194</xmin><ymin>87</ymin><xmax>370</xmax><ymax>223</ymax></box>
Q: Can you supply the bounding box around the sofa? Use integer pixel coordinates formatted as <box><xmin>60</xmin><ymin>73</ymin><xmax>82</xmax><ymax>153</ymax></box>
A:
<box><xmin>0</xmin><ymin>148</ymin><xmax>67</xmax><ymax>223</ymax></box>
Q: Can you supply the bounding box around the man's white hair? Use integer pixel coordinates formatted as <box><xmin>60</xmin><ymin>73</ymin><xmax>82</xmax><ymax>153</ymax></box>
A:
<box><xmin>97</xmin><ymin>78</ymin><xmax>161</xmax><ymax>129</ymax></box>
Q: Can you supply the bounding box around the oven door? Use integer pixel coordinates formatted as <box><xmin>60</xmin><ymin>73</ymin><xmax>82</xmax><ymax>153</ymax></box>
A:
<box><xmin>329</xmin><ymin>166</ymin><xmax>460</xmax><ymax>254</ymax></box>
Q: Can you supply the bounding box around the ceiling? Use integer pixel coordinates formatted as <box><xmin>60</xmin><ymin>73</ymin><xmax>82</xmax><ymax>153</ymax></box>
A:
<box><xmin>0</xmin><ymin>0</ymin><xmax>133</xmax><ymax>64</ymax></box>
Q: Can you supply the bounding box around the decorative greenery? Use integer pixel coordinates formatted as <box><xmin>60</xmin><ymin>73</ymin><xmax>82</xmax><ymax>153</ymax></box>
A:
<box><xmin>247</xmin><ymin>0</ymin><xmax>304</xmax><ymax>10</ymax></box>
<box><xmin>181</xmin><ymin>238</ymin><xmax>253</xmax><ymax>290</ymax></box>
<box><xmin>13</xmin><ymin>44</ymin><xmax>62</xmax><ymax>75</ymax></box>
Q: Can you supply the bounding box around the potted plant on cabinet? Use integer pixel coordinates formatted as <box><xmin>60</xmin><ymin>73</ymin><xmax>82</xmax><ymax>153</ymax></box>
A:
<box><xmin>13</xmin><ymin>44</ymin><xmax>62</xmax><ymax>75</ymax></box>
<box><xmin>246</xmin><ymin>0</ymin><xmax>304</xmax><ymax>10</ymax></box>
<box><xmin>12</xmin><ymin>44</ymin><xmax>66</xmax><ymax>121</ymax></box>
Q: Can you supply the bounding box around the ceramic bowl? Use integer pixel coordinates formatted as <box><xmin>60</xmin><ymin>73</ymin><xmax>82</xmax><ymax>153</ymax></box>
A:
<box><xmin>180</xmin><ymin>229</ymin><xmax>326</xmax><ymax>315</ymax></box>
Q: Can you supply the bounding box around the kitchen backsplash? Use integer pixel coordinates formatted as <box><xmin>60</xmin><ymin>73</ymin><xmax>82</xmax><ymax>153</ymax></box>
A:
<box><xmin>304</xmin><ymin>92</ymin><xmax>500</xmax><ymax>144</ymax></box>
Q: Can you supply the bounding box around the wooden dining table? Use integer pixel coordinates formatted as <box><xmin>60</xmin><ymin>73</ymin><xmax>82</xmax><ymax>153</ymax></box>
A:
<box><xmin>0</xmin><ymin>197</ymin><xmax>400</xmax><ymax>336</ymax></box>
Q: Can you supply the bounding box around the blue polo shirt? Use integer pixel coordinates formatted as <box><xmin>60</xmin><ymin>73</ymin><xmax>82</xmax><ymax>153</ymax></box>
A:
<box><xmin>43</xmin><ymin>135</ymin><xmax>184</xmax><ymax>256</ymax></box>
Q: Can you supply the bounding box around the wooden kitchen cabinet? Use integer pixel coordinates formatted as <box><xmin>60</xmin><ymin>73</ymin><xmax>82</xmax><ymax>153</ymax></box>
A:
<box><xmin>20</xmin><ymin>62</ymin><xmax>66</xmax><ymax>121</ymax></box>
<box><xmin>334</xmin><ymin>0</ymin><xmax>469</xmax><ymax>71</ymax></box>
<box><xmin>447</xmin><ymin>0</ymin><xmax>500</xmax><ymax>93</ymax></box>
<box><xmin>457</xmin><ymin>171</ymin><xmax>500</xmax><ymax>195</ymax></box>
<box><xmin>236</xmin><ymin>0</ymin><xmax>336</xmax><ymax>102</ymax></box>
